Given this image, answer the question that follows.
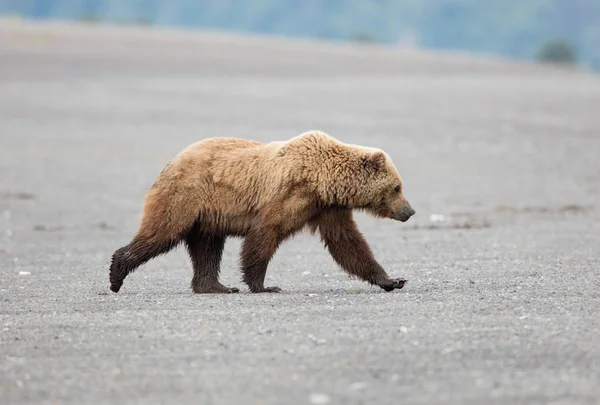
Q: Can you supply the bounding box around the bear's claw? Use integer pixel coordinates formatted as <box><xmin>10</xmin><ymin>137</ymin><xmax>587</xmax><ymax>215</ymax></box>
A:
<box><xmin>380</xmin><ymin>278</ymin><xmax>407</xmax><ymax>292</ymax></box>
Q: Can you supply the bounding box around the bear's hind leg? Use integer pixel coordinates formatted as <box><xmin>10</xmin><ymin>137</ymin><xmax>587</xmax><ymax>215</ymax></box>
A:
<box><xmin>240</xmin><ymin>228</ymin><xmax>282</xmax><ymax>293</ymax></box>
<box><xmin>186</xmin><ymin>230</ymin><xmax>238</xmax><ymax>294</ymax></box>
<box><xmin>109</xmin><ymin>235</ymin><xmax>181</xmax><ymax>293</ymax></box>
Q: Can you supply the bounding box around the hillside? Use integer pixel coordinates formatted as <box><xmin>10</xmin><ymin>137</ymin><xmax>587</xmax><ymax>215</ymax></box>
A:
<box><xmin>1</xmin><ymin>0</ymin><xmax>599</xmax><ymax>70</ymax></box>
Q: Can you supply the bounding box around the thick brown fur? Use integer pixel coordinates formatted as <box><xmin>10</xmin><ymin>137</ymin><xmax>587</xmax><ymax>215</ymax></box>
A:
<box><xmin>109</xmin><ymin>130</ymin><xmax>415</xmax><ymax>294</ymax></box>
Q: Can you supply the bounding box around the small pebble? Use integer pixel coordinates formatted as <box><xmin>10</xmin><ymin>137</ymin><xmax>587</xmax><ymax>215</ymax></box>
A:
<box><xmin>429</xmin><ymin>213</ymin><xmax>446</xmax><ymax>222</ymax></box>
<box><xmin>309</xmin><ymin>393</ymin><xmax>330</xmax><ymax>405</ymax></box>
<box><xmin>307</xmin><ymin>334</ymin><xmax>327</xmax><ymax>345</ymax></box>
<box><xmin>349</xmin><ymin>381</ymin><xmax>368</xmax><ymax>391</ymax></box>
<box><xmin>18</xmin><ymin>271</ymin><xmax>30</xmax><ymax>276</ymax></box>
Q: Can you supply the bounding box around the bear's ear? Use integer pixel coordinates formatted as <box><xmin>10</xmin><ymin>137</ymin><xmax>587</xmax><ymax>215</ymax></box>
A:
<box><xmin>363</xmin><ymin>151</ymin><xmax>386</xmax><ymax>173</ymax></box>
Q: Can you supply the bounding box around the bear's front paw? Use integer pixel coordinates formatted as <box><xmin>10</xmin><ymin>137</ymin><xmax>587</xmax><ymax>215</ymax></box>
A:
<box><xmin>379</xmin><ymin>278</ymin><xmax>407</xmax><ymax>292</ymax></box>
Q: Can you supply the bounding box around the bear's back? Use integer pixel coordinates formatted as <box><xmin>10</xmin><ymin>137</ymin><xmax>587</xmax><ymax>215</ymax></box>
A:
<box><xmin>170</xmin><ymin>137</ymin><xmax>298</xmax><ymax>215</ymax></box>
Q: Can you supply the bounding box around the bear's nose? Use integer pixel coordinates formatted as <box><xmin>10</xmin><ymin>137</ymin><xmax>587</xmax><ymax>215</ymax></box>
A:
<box><xmin>408</xmin><ymin>208</ymin><xmax>416</xmax><ymax>217</ymax></box>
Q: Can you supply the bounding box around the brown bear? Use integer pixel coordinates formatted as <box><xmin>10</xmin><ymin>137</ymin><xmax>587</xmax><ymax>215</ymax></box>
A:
<box><xmin>109</xmin><ymin>130</ymin><xmax>415</xmax><ymax>294</ymax></box>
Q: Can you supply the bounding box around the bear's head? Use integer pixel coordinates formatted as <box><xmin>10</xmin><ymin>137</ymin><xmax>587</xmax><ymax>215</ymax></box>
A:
<box><xmin>318</xmin><ymin>146</ymin><xmax>415</xmax><ymax>222</ymax></box>
<box><xmin>286</xmin><ymin>131</ymin><xmax>415</xmax><ymax>222</ymax></box>
<box><xmin>357</xmin><ymin>150</ymin><xmax>415</xmax><ymax>222</ymax></box>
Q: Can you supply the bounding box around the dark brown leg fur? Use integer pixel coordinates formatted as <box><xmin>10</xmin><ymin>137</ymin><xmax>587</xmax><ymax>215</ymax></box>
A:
<box><xmin>185</xmin><ymin>230</ymin><xmax>238</xmax><ymax>294</ymax></box>
<box><xmin>316</xmin><ymin>209</ymin><xmax>407</xmax><ymax>292</ymax></box>
<box><xmin>240</xmin><ymin>228</ymin><xmax>282</xmax><ymax>293</ymax></box>
<box><xmin>109</xmin><ymin>235</ymin><xmax>181</xmax><ymax>293</ymax></box>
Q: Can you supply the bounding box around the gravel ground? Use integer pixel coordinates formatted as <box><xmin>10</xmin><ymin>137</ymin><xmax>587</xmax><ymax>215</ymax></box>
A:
<box><xmin>1</xmin><ymin>19</ymin><xmax>599</xmax><ymax>405</ymax></box>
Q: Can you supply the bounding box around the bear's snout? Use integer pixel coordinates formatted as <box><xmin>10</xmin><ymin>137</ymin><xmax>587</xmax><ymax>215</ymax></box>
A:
<box><xmin>395</xmin><ymin>207</ymin><xmax>416</xmax><ymax>222</ymax></box>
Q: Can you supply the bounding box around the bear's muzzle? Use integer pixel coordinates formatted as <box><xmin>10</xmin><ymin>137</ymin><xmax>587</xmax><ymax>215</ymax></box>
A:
<box><xmin>395</xmin><ymin>207</ymin><xmax>416</xmax><ymax>222</ymax></box>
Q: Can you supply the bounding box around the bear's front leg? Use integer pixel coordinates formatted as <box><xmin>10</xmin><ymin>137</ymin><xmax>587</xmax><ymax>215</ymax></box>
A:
<box><xmin>240</xmin><ymin>227</ymin><xmax>282</xmax><ymax>293</ymax></box>
<box><xmin>315</xmin><ymin>209</ymin><xmax>407</xmax><ymax>292</ymax></box>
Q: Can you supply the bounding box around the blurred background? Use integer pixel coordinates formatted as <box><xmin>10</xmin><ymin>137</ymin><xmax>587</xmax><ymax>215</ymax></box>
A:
<box><xmin>1</xmin><ymin>0</ymin><xmax>599</xmax><ymax>71</ymax></box>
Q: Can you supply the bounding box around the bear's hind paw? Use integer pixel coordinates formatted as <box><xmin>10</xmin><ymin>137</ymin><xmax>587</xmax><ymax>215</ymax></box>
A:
<box><xmin>250</xmin><ymin>286</ymin><xmax>282</xmax><ymax>293</ymax></box>
<box><xmin>193</xmin><ymin>285</ymin><xmax>240</xmax><ymax>294</ymax></box>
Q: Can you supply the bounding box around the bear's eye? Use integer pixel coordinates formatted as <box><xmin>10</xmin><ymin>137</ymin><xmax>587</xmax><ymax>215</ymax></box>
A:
<box><xmin>394</xmin><ymin>185</ymin><xmax>401</xmax><ymax>193</ymax></box>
